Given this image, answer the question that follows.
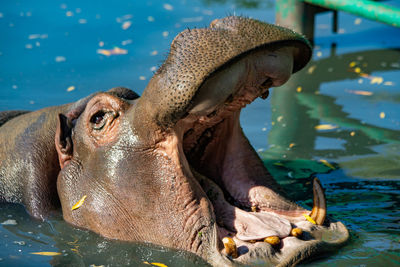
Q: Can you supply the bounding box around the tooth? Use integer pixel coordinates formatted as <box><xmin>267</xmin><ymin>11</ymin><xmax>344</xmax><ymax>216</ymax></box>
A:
<box><xmin>310</xmin><ymin>177</ymin><xmax>327</xmax><ymax>225</ymax></box>
<box><xmin>264</xmin><ymin>236</ymin><xmax>280</xmax><ymax>246</ymax></box>
<box><xmin>222</xmin><ymin>237</ymin><xmax>238</xmax><ymax>258</ymax></box>
<box><xmin>290</xmin><ymin>228</ymin><xmax>303</xmax><ymax>238</ymax></box>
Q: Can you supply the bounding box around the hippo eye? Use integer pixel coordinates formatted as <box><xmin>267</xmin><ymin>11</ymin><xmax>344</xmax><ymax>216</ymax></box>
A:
<box><xmin>90</xmin><ymin>110</ymin><xmax>107</xmax><ymax>130</ymax></box>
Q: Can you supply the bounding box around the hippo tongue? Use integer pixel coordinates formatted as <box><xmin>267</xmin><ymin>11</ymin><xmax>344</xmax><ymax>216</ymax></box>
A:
<box><xmin>233</xmin><ymin>208</ymin><xmax>291</xmax><ymax>241</ymax></box>
<box><xmin>192</xmin><ymin>168</ymin><xmax>292</xmax><ymax>241</ymax></box>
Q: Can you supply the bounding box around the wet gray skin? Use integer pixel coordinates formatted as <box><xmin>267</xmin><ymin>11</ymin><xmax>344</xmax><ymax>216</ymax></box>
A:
<box><xmin>0</xmin><ymin>16</ymin><xmax>349</xmax><ymax>266</ymax></box>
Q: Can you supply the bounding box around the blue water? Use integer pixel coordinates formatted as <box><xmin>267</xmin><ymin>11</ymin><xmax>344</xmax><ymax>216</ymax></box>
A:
<box><xmin>1</xmin><ymin>0</ymin><xmax>400</xmax><ymax>266</ymax></box>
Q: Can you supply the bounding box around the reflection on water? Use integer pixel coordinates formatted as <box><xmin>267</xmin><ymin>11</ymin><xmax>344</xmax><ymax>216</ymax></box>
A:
<box><xmin>1</xmin><ymin>0</ymin><xmax>400</xmax><ymax>266</ymax></box>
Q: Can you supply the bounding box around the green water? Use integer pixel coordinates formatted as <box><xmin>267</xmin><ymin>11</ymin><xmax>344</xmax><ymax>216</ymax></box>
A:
<box><xmin>1</xmin><ymin>0</ymin><xmax>399</xmax><ymax>266</ymax></box>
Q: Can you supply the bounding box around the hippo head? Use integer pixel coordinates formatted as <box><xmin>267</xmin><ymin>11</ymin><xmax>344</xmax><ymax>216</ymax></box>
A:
<box><xmin>55</xmin><ymin>17</ymin><xmax>349</xmax><ymax>266</ymax></box>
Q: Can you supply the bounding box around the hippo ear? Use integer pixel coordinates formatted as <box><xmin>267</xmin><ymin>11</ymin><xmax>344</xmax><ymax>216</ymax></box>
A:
<box><xmin>55</xmin><ymin>114</ymin><xmax>74</xmax><ymax>169</ymax></box>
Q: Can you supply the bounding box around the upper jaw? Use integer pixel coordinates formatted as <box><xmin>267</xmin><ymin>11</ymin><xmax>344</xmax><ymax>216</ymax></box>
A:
<box><xmin>171</xmin><ymin>79</ymin><xmax>349</xmax><ymax>265</ymax></box>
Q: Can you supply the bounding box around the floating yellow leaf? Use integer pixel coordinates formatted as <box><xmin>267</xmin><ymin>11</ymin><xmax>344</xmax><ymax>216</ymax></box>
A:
<box><xmin>289</xmin><ymin>143</ymin><xmax>295</xmax><ymax>148</ymax></box>
<box><xmin>71</xmin><ymin>195</ymin><xmax>87</xmax><ymax>210</ymax></box>
<box><xmin>315</xmin><ymin>124</ymin><xmax>338</xmax><ymax>131</ymax></box>
<box><xmin>354</xmin><ymin>67</ymin><xmax>361</xmax><ymax>73</ymax></box>
<box><xmin>303</xmin><ymin>214</ymin><xmax>316</xmax><ymax>224</ymax></box>
<box><xmin>347</xmin><ymin>90</ymin><xmax>373</xmax><ymax>96</ymax></box>
<box><xmin>31</xmin><ymin>252</ymin><xmax>62</xmax><ymax>256</ymax></box>
<box><xmin>350</xmin><ymin>131</ymin><xmax>355</xmax><ymax>136</ymax></box>
<box><xmin>121</xmin><ymin>21</ymin><xmax>131</xmax><ymax>30</ymax></box>
<box><xmin>97</xmin><ymin>47</ymin><xmax>127</xmax><ymax>56</ymax></box>
<box><xmin>379</xmin><ymin>112</ymin><xmax>385</xmax><ymax>119</ymax></box>
<box><xmin>296</xmin><ymin>86</ymin><xmax>302</xmax><ymax>92</ymax></box>
<box><xmin>144</xmin><ymin>262</ymin><xmax>168</xmax><ymax>267</ymax></box>
<box><xmin>273</xmin><ymin>162</ymin><xmax>285</xmax><ymax>167</ymax></box>
<box><xmin>384</xmin><ymin>81</ymin><xmax>394</xmax><ymax>86</ymax></box>
<box><xmin>319</xmin><ymin>159</ymin><xmax>335</xmax><ymax>169</ymax></box>
<box><xmin>370</xmin><ymin>76</ymin><xmax>383</xmax><ymax>84</ymax></box>
<box><xmin>349</xmin><ymin>61</ymin><xmax>357</xmax><ymax>67</ymax></box>
<box><xmin>67</xmin><ymin>86</ymin><xmax>75</xmax><ymax>92</ymax></box>
<box><xmin>307</xmin><ymin>65</ymin><xmax>316</xmax><ymax>74</ymax></box>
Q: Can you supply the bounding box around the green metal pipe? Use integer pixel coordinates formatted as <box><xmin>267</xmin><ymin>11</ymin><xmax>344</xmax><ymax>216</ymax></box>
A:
<box><xmin>303</xmin><ymin>0</ymin><xmax>400</xmax><ymax>27</ymax></box>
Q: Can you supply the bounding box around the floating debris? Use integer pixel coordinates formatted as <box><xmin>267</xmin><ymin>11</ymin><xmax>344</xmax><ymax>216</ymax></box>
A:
<box><xmin>71</xmin><ymin>195</ymin><xmax>87</xmax><ymax>210</ymax></box>
<box><xmin>289</xmin><ymin>143</ymin><xmax>295</xmax><ymax>148</ymax></box>
<box><xmin>315</xmin><ymin>124</ymin><xmax>338</xmax><ymax>131</ymax></box>
<box><xmin>319</xmin><ymin>159</ymin><xmax>335</xmax><ymax>169</ymax></box>
<box><xmin>55</xmin><ymin>56</ymin><xmax>66</xmax><ymax>62</ymax></box>
<box><xmin>307</xmin><ymin>65</ymin><xmax>316</xmax><ymax>74</ymax></box>
<box><xmin>150</xmin><ymin>50</ymin><xmax>158</xmax><ymax>56</ymax></box>
<box><xmin>31</xmin><ymin>252</ymin><xmax>62</xmax><ymax>256</ymax></box>
<box><xmin>354</xmin><ymin>18</ymin><xmax>362</xmax><ymax>25</ymax></box>
<box><xmin>370</xmin><ymin>76</ymin><xmax>383</xmax><ymax>84</ymax></box>
<box><xmin>139</xmin><ymin>76</ymin><xmax>146</xmax><ymax>80</ymax></box>
<box><xmin>346</xmin><ymin>90</ymin><xmax>373</xmax><ymax>96</ymax></box>
<box><xmin>25</xmin><ymin>44</ymin><xmax>33</xmax><ymax>49</ymax></box>
<box><xmin>150</xmin><ymin>66</ymin><xmax>157</xmax><ymax>72</ymax></box>
<box><xmin>143</xmin><ymin>262</ymin><xmax>168</xmax><ymax>267</ymax></box>
<box><xmin>147</xmin><ymin>16</ymin><xmax>155</xmax><ymax>22</ymax></box>
<box><xmin>162</xmin><ymin>31</ymin><xmax>169</xmax><ymax>37</ymax></box>
<box><xmin>97</xmin><ymin>47</ymin><xmax>128</xmax><ymax>56</ymax></box>
<box><xmin>116</xmin><ymin>14</ymin><xmax>133</xmax><ymax>23</ymax></box>
<box><xmin>98</xmin><ymin>41</ymin><xmax>104</xmax><ymax>47</ymax></box>
<box><xmin>380</xmin><ymin>112</ymin><xmax>385</xmax><ymax>119</ymax></box>
<box><xmin>67</xmin><ymin>86</ymin><xmax>75</xmax><ymax>92</ymax></box>
<box><xmin>78</xmin><ymin>19</ymin><xmax>87</xmax><ymax>24</ymax></box>
<box><xmin>349</xmin><ymin>61</ymin><xmax>357</xmax><ymax>67</ymax></box>
<box><xmin>296</xmin><ymin>86</ymin><xmax>302</xmax><ymax>92</ymax></box>
<box><xmin>163</xmin><ymin>3</ymin><xmax>173</xmax><ymax>11</ymax></box>
<box><xmin>121</xmin><ymin>39</ymin><xmax>132</xmax><ymax>46</ymax></box>
<box><xmin>66</xmin><ymin>11</ymin><xmax>73</xmax><ymax>17</ymax></box>
<box><xmin>122</xmin><ymin>21</ymin><xmax>131</xmax><ymax>30</ymax></box>
<box><xmin>1</xmin><ymin>219</ymin><xmax>17</xmax><ymax>225</ymax></box>
<box><xmin>316</xmin><ymin>51</ymin><xmax>322</xmax><ymax>57</ymax></box>
<box><xmin>383</xmin><ymin>81</ymin><xmax>394</xmax><ymax>86</ymax></box>
<box><xmin>28</xmin><ymin>34</ymin><xmax>48</xmax><ymax>40</ymax></box>
<box><xmin>13</xmin><ymin>241</ymin><xmax>26</xmax><ymax>246</ymax></box>
<box><xmin>350</xmin><ymin>131</ymin><xmax>356</xmax><ymax>136</ymax></box>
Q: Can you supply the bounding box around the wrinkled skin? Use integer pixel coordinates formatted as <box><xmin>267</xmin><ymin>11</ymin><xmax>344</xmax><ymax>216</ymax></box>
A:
<box><xmin>0</xmin><ymin>17</ymin><xmax>349</xmax><ymax>266</ymax></box>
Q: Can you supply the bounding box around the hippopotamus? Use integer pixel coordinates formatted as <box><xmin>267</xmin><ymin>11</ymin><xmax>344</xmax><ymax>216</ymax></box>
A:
<box><xmin>0</xmin><ymin>16</ymin><xmax>349</xmax><ymax>266</ymax></box>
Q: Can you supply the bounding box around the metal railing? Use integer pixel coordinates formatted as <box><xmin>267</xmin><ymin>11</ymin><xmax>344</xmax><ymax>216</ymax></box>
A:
<box><xmin>276</xmin><ymin>0</ymin><xmax>400</xmax><ymax>40</ymax></box>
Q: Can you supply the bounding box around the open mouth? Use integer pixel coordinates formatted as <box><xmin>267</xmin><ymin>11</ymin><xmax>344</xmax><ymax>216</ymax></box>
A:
<box><xmin>156</xmin><ymin>47</ymin><xmax>338</xmax><ymax>264</ymax></box>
